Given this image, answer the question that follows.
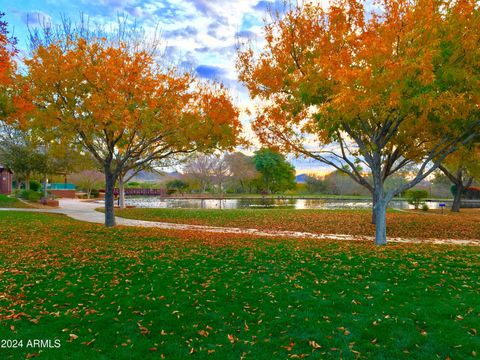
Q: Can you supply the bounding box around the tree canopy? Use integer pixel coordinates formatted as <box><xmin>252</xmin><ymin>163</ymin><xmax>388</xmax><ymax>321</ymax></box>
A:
<box><xmin>0</xmin><ymin>13</ymin><xmax>16</xmax><ymax>87</ymax></box>
<box><xmin>253</xmin><ymin>148</ymin><xmax>296</xmax><ymax>194</ymax></box>
<box><xmin>0</xmin><ymin>12</ymin><xmax>20</xmax><ymax>118</ymax></box>
<box><xmin>238</xmin><ymin>0</ymin><xmax>480</xmax><ymax>244</ymax></box>
<box><xmin>21</xmin><ymin>34</ymin><xmax>241</xmax><ymax>226</ymax></box>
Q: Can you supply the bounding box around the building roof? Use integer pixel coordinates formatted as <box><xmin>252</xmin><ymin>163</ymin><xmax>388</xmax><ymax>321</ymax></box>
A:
<box><xmin>0</xmin><ymin>165</ymin><xmax>12</xmax><ymax>173</ymax></box>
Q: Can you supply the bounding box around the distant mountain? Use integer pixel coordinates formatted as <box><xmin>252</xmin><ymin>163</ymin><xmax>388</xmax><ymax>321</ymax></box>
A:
<box><xmin>295</xmin><ymin>173</ymin><xmax>309</xmax><ymax>184</ymax></box>
<box><xmin>168</xmin><ymin>171</ymin><xmax>182</xmax><ymax>178</ymax></box>
<box><xmin>129</xmin><ymin>170</ymin><xmax>182</xmax><ymax>183</ymax></box>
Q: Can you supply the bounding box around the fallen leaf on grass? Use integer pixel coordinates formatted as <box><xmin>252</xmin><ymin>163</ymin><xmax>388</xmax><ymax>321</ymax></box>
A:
<box><xmin>81</xmin><ymin>339</ymin><xmax>96</xmax><ymax>346</ymax></box>
<box><xmin>137</xmin><ymin>322</ymin><xmax>150</xmax><ymax>335</ymax></box>
<box><xmin>198</xmin><ymin>330</ymin><xmax>209</xmax><ymax>337</ymax></box>
<box><xmin>227</xmin><ymin>334</ymin><xmax>236</xmax><ymax>344</ymax></box>
<box><xmin>281</xmin><ymin>342</ymin><xmax>295</xmax><ymax>351</ymax></box>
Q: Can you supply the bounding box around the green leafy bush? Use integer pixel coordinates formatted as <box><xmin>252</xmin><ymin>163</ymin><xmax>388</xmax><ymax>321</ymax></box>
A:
<box><xmin>422</xmin><ymin>203</ymin><xmax>429</xmax><ymax>212</ymax></box>
<box><xmin>19</xmin><ymin>190</ymin><xmax>41</xmax><ymax>203</ymax></box>
<box><xmin>166</xmin><ymin>180</ymin><xmax>188</xmax><ymax>194</ymax></box>
<box><xmin>406</xmin><ymin>189</ymin><xmax>429</xmax><ymax>210</ymax></box>
<box><xmin>29</xmin><ymin>180</ymin><xmax>42</xmax><ymax>192</ymax></box>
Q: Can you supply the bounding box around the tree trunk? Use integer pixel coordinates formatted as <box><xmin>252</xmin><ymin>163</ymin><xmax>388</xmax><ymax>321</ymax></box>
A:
<box><xmin>439</xmin><ymin>165</ymin><xmax>468</xmax><ymax>213</ymax></box>
<box><xmin>374</xmin><ymin>199</ymin><xmax>388</xmax><ymax>245</ymax></box>
<box><xmin>104</xmin><ymin>171</ymin><xmax>116</xmax><ymax>227</ymax></box>
<box><xmin>372</xmin><ymin>158</ymin><xmax>387</xmax><ymax>245</ymax></box>
<box><xmin>42</xmin><ymin>173</ymin><xmax>48</xmax><ymax>199</ymax></box>
<box><xmin>118</xmin><ymin>176</ymin><xmax>126</xmax><ymax>209</ymax></box>
<box><xmin>25</xmin><ymin>174</ymin><xmax>30</xmax><ymax>191</ymax></box>
<box><xmin>371</xmin><ymin>191</ymin><xmax>377</xmax><ymax>225</ymax></box>
<box><xmin>452</xmin><ymin>184</ymin><xmax>463</xmax><ymax>212</ymax></box>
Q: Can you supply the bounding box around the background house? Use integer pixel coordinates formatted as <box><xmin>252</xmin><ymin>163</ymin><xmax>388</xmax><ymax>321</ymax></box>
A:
<box><xmin>0</xmin><ymin>165</ymin><xmax>12</xmax><ymax>194</ymax></box>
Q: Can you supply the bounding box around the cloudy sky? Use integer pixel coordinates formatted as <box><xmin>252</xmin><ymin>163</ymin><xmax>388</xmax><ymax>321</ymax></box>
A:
<box><xmin>1</xmin><ymin>0</ymin><xmax>331</xmax><ymax>174</ymax></box>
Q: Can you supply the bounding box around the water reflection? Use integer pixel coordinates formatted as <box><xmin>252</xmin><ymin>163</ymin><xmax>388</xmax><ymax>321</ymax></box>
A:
<box><xmin>125</xmin><ymin>197</ymin><xmax>446</xmax><ymax>210</ymax></box>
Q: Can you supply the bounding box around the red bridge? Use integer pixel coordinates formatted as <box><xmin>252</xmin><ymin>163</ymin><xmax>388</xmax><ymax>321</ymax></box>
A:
<box><xmin>111</xmin><ymin>188</ymin><xmax>168</xmax><ymax>196</ymax></box>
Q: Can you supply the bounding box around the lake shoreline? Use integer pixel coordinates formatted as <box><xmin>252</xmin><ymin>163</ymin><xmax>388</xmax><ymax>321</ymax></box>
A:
<box><xmin>118</xmin><ymin>197</ymin><xmax>480</xmax><ymax>210</ymax></box>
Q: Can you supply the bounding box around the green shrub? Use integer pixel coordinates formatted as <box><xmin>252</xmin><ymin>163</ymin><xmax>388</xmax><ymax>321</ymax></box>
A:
<box><xmin>28</xmin><ymin>191</ymin><xmax>41</xmax><ymax>202</ymax></box>
<box><xmin>19</xmin><ymin>190</ymin><xmax>41</xmax><ymax>203</ymax></box>
<box><xmin>90</xmin><ymin>189</ymin><xmax>100</xmax><ymax>198</ymax></box>
<box><xmin>422</xmin><ymin>203</ymin><xmax>429</xmax><ymax>212</ymax></box>
<box><xmin>18</xmin><ymin>190</ymin><xmax>29</xmax><ymax>199</ymax></box>
<box><xmin>166</xmin><ymin>180</ymin><xmax>188</xmax><ymax>194</ymax></box>
<box><xmin>406</xmin><ymin>189</ymin><xmax>429</xmax><ymax>210</ymax></box>
<box><xmin>29</xmin><ymin>180</ymin><xmax>42</xmax><ymax>192</ymax></box>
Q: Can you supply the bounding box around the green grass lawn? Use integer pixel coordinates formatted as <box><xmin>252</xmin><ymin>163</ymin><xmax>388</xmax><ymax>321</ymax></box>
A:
<box><xmin>0</xmin><ymin>211</ymin><xmax>479</xmax><ymax>359</ymax></box>
<box><xmin>0</xmin><ymin>194</ymin><xmax>31</xmax><ymax>208</ymax></box>
<box><xmin>112</xmin><ymin>207</ymin><xmax>480</xmax><ymax>240</ymax></box>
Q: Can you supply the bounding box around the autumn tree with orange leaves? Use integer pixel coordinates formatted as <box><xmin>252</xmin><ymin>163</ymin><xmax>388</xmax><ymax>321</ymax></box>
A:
<box><xmin>24</xmin><ymin>36</ymin><xmax>241</xmax><ymax>226</ymax></box>
<box><xmin>238</xmin><ymin>0</ymin><xmax>480</xmax><ymax>245</ymax></box>
<box><xmin>0</xmin><ymin>12</ymin><xmax>18</xmax><ymax>117</ymax></box>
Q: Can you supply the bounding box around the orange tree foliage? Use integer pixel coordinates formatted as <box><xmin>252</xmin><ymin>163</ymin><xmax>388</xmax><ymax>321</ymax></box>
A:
<box><xmin>0</xmin><ymin>13</ymin><xmax>16</xmax><ymax>85</ymax></box>
<box><xmin>24</xmin><ymin>37</ymin><xmax>241</xmax><ymax>226</ymax></box>
<box><xmin>0</xmin><ymin>12</ymin><xmax>22</xmax><ymax>117</ymax></box>
<box><xmin>237</xmin><ymin>0</ymin><xmax>480</xmax><ymax>245</ymax></box>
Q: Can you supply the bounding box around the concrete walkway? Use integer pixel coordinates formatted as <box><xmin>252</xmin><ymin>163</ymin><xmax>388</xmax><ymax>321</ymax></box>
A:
<box><xmin>1</xmin><ymin>199</ymin><xmax>479</xmax><ymax>246</ymax></box>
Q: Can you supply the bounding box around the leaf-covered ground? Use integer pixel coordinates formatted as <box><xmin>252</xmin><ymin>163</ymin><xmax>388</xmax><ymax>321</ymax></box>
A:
<box><xmin>0</xmin><ymin>195</ymin><xmax>31</xmax><ymax>208</ymax></box>
<box><xmin>0</xmin><ymin>211</ymin><xmax>479</xmax><ymax>359</ymax></box>
<box><xmin>113</xmin><ymin>208</ymin><xmax>480</xmax><ymax>240</ymax></box>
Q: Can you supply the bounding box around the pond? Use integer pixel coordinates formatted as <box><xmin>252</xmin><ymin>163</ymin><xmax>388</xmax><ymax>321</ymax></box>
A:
<box><xmin>124</xmin><ymin>197</ymin><xmax>449</xmax><ymax>210</ymax></box>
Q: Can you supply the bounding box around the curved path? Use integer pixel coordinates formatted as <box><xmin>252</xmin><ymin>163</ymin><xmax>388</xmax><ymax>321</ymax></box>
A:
<box><xmin>1</xmin><ymin>199</ymin><xmax>479</xmax><ymax>246</ymax></box>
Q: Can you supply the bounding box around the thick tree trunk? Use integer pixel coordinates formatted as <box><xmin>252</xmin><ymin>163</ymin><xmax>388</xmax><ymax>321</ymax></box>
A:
<box><xmin>371</xmin><ymin>191</ymin><xmax>377</xmax><ymax>225</ymax></box>
<box><xmin>118</xmin><ymin>176</ymin><xmax>126</xmax><ymax>209</ymax></box>
<box><xmin>439</xmin><ymin>165</ymin><xmax>470</xmax><ymax>213</ymax></box>
<box><xmin>372</xmin><ymin>158</ymin><xmax>387</xmax><ymax>245</ymax></box>
<box><xmin>374</xmin><ymin>199</ymin><xmax>388</xmax><ymax>245</ymax></box>
<box><xmin>452</xmin><ymin>184</ymin><xmax>463</xmax><ymax>212</ymax></box>
<box><xmin>104</xmin><ymin>171</ymin><xmax>116</xmax><ymax>227</ymax></box>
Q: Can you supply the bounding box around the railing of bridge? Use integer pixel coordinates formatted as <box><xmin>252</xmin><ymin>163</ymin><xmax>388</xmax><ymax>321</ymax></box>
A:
<box><xmin>110</xmin><ymin>188</ymin><xmax>168</xmax><ymax>196</ymax></box>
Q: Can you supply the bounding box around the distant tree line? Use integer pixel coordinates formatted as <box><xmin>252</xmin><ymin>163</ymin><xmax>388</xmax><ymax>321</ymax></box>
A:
<box><xmin>176</xmin><ymin>148</ymin><xmax>296</xmax><ymax>195</ymax></box>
